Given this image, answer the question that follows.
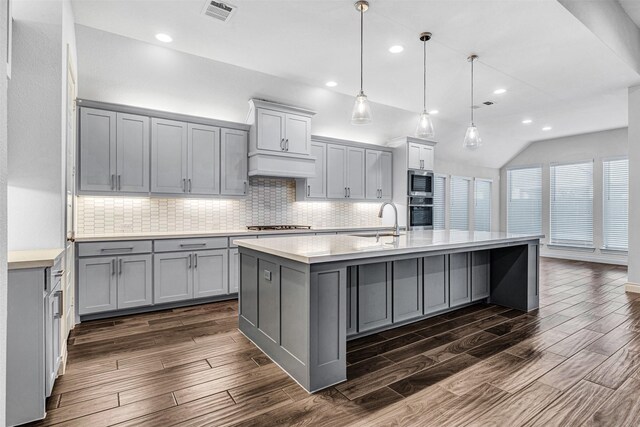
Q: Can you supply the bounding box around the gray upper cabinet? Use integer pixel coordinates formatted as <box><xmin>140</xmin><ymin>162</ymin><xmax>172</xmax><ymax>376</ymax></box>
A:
<box><xmin>117</xmin><ymin>113</ymin><xmax>150</xmax><ymax>193</ymax></box>
<box><xmin>220</xmin><ymin>128</ymin><xmax>248</xmax><ymax>195</ymax></box>
<box><xmin>151</xmin><ymin>118</ymin><xmax>188</xmax><ymax>194</ymax></box>
<box><xmin>327</xmin><ymin>144</ymin><xmax>347</xmax><ymax>199</ymax></box>
<box><xmin>187</xmin><ymin>123</ymin><xmax>220</xmax><ymax>195</ymax></box>
<box><xmin>407</xmin><ymin>142</ymin><xmax>434</xmax><ymax>171</ymax></box>
<box><xmin>346</xmin><ymin>147</ymin><xmax>365</xmax><ymax>199</ymax></box>
<box><xmin>284</xmin><ymin>114</ymin><xmax>311</xmax><ymax>155</ymax></box>
<box><xmin>256</xmin><ymin>109</ymin><xmax>286</xmax><ymax>153</ymax></box>
<box><xmin>116</xmin><ymin>254</ymin><xmax>153</xmax><ymax>310</ymax></box>
<box><xmin>365</xmin><ymin>149</ymin><xmax>393</xmax><ymax>200</ymax></box>
<box><xmin>78</xmin><ymin>256</ymin><xmax>117</xmax><ymax>315</ymax></box>
<box><xmin>79</xmin><ymin>108</ymin><xmax>117</xmax><ymax>192</ymax></box>
<box><xmin>79</xmin><ymin>108</ymin><xmax>150</xmax><ymax>194</ymax></box>
<box><xmin>193</xmin><ymin>249</ymin><xmax>228</xmax><ymax>298</ymax></box>
<box><xmin>306</xmin><ymin>142</ymin><xmax>326</xmax><ymax>198</ymax></box>
<box><xmin>154</xmin><ymin>251</ymin><xmax>193</xmax><ymax>304</ymax></box>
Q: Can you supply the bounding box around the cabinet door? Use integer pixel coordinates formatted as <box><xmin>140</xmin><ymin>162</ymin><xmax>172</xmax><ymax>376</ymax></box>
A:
<box><xmin>154</xmin><ymin>252</ymin><xmax>193</xmax><ymax>304</ymax></box>
<box><xmin>284</xmin><ymin>114</ymin><xmax>310</xmax><ymax>155</ymax></box>
<box><xmin>393</xmin><ymin>258</ymin><xmax>423</xmax><ymax>323</ymax></box>
<box><xmin>421</xmin><ymin>145</ymin><xmax>434</xmax><ymax>171</ymax></box>
<box><xmin>193</xmin><ymin>249</ymin><xmax>228</xmax><ymax>298</ymax></box>
<box><xmin>151</xmin><ymin>118</ymin><xmax>188</xmax><ymax>194</ymax></box>
<box><xmin>78</xmin><ymin>257</ymin><xmax>117</xmax><ymax>315</ymax></box>
<box><xmin>358</xmin><ymin>262</ymin><xmax>392</xmax><ymax>332</ymax></box>
<box><xmin>365</xmin><ymin>150</ymin><xmax>380</xmax><ymax>200</ymax></box>
<box><xmin>407</xmin><ymin>143</ymin><xmax>422</xmax><ymax>170</ymax></box>
<box><xmin>424</xmin><ymin>255</ymin><xmax>449</xmax><ymax>315</ymax></box>
<box><xmin>346</xmin><ymin>147</ymin><xmax>366</xmax><ymax>199</ymax></box>
<box><xmin>229</xmin><ymin>248</ymin><xmax>239</xmax><ymax>294</ymax></box>
<box><xmin>188</xmin><ymin>123</ymin><xmax>220</xmax><ymax>195</ymax></box>
<box><xmin>116</xmin><ymin>113</ymin><xmax>149</xmax><ymax>193</ymax></box>
<box><xmin>347</xmin><ymin>267</ymin><xmax>357</xmax><ymax>336</ymax></box>
<box><xmin>326</xmin><ymin>144</ymin><xmax>347</xmax><ymax>199</ymax></box>
<box><xmin>450</xmin><ymin>252</ymin><xmax>471</xmax><ymax>308</ymax></box>
<box><xmin>80</xmin><ymin>108</ymin><xmax>116</xmax><ymax>192</ymax></box>
<box><xmin>307</xmin><ymin>142</ymin><xmax>326</xmax><ymax>198</ymax></box>
<box><xmin>221</xmin><ymin>128</ymin><xmax>248</xmax><ymax>195</ymax></box>
<box><xmin>257</xmin><ymin>108</ymin><xmax>286</xmax><ymax>152</ymax></box>
<box><xmin>380</xmin><ymin>151</ymin><xmax>393</xmax><ymax>200</ymax></box>
<box><xmin>117</xmin><ymin>254</ymin><xmax>152</xmax><ymax>309</ymax></box>
<box><xmin>45</xmin><ymin>288</ymin><xmax>61</xmax><ymax>397</ymax></box>
<box><xmin>471</xmin><ymin>250</ymin><xmax>490</xmax><ymax>301</ymax></box>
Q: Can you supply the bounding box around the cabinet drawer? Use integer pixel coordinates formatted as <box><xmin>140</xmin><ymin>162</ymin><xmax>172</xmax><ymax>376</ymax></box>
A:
<box><xmin>229</xmin><ymin>235</ymin><xmax>257</xmax><ymax>248</ymax></box>
<box><xmin>154</xmin><ymin>237</ymin><xmax>227</xmax><ymax>252</ymax></box>
<box><xmin>78</xmin><ymin>240</ymin><xmax>152</xmax><ymax>257</ymax></box>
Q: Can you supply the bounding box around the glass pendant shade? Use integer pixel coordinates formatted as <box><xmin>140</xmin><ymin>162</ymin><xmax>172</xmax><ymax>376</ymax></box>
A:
<box><xmin>415</xmin><ymin>110</ymin><xmax>434</xmax><ymax>138</ymax></box>
<box><xmin>463</xmin><ymin>124</ymin><xmax>482</xmax><ymax>150</ymax></box>
<box><xmin>351</xmin><ymin>90</ymin><xmax>373</xmax><ymax>124</ymax></box>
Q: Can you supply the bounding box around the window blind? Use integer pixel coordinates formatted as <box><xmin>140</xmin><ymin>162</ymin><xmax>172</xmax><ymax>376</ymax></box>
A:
<box><xmin>507</xmin><ymin>167</ymin><xmax>542</xmax><ymax>235</ymax></box>
<box><xmin>550</xmin><ymin>161</ymin><xmax>593</xmax><ymax>247</ymax></box>
<box><xmin>433</xmin><ymin>175</ymin><xmax>446</xmax><ymax>230</ymax></box>
<box><xmin>474</xmin><ymin>179</ymin><xmax>492</xmax><ymax>232</ymax></box>
<box><xmin>603</xmin><ymin>158</ymin><xmax>628</xmax><ymax>250</ymax></box>
<box><xmin>450</xmin><ymin>176</ymin><xmax>470</xmax><ymax>230</ymax></box>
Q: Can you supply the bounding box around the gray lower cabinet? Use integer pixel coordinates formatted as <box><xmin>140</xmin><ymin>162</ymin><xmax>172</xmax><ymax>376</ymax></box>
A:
<box><xmin>78</xmin><ymin>256</ymin><xmax>118</xmax><ymax>315</ymax></box>
<box><xmin>449</xmin><ymin>252</ymin><xmax>472</xmax><ymax>308</ymax></box>
<box><xmin>229</xmin><ymin>248</ymin><xmax>239</xmax><ymax>293</ymax></box>
<box><xmin>358</xmin><ymin>262</ymin><xmax>392</xmax><ymax>333</ymax></box>
<box><xmin>258</xmin><ymin>259</ymin><xmax>280</xmax><ymax>343</ymax></box>
<box><xmin>116</xmin><ymin>255</ymin><xmax>153</xmax><ymax>309</ymax></box>
<box><xmin>347</xmin><ymin>267</ymin><xmax>357</xmax><ymax>336</ymax></box>
<box><xmin>193</xmin><ymin>249</ymin><xmax>228</xmax><ymax>298</ymax></box>
<box><xmin>423</xmin><ymin>255</ymin><xmax>449</xmax><ymax>315</ymax></box>
<box><xmin>471</xmin><ymin>250</ymin><xmax>490</xmax><ymax>301</ymax></box>
<box><xmin>393</xmin><ymin>258</ymin><xmax>423</xmax><ymax>322</ymax></box>
<box><xmin>45</xmin><ymin>279</ymin><xmax>62</xmax><ymax>397</ymax></box>
<box><xmin>154</xmin><ymin>251</ymin><xmax>193</xmax><ymax>304</ymax></box>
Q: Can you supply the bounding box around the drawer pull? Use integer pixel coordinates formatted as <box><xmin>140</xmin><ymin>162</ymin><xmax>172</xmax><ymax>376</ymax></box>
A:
<box><xmin>55</xmin><ymin>291</ymin><xmax>63</xmax><ymax>319</ymax></box>
<box><xmin>179</xmin><ymin>243</ymin><xmax>207</xmax><ymax>248</ymax></box>
<box><xmin>52</xmin><ymin>269</ymin><xmax>64</xmax><ymax>277</ymax></box>
<box><xmin>101</xmin><ymin>247</ymin><xmax>134</xmax><ymax>252</ymax></box>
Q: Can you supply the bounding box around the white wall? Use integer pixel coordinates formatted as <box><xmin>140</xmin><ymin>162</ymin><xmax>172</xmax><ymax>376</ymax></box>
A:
<box><xmin>0</xmin><ymin>0</ymin><xmax>8</xmax><ymax>422</ymax></box>
<box><xmin>7</xmin><ymin>0</ymin><xmax>76</xmax><ymax>251</ymax></box>
<box><xmin>628</xmin><ymin>87</ymin><xmax>640</xmax><ymax>285</ymax></box>
<box><xmin>500</xmin><ymin>127</ymin><xmax>628</xmax><ymax>265</ymax></box>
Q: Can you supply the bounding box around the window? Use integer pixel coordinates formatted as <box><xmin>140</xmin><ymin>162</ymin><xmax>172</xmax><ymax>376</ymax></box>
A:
<box><xmin>603</xmin><ymin>158</ymin><xmax>628</xmax><ymax>250</ymax></box>
<box><xmin>550</xmin><ymin>161</ymin><xmax>593</xmax><ymax>247</ymax></box>
<box><xmin>474</xmin><ymin>179</ymin><xmax>492</xmax><ymax>232</ymax></box>
<box><xmin>450</xmin><ymin>176</ymin><xmax>470</xmax><ymax>230</ymax></box>
<box><xmin>433</xmin><ymin>174</ymin><xmax>446</xmax><ymax>230</ymax></box>
<box><xmin>507</xmin><ymin>166</ymin><xmax>542</xmax><ymax>235</ymax></box>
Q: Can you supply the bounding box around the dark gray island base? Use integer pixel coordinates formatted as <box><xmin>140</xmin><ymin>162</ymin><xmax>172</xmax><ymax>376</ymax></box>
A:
<box><xmin>236</xmin><ymin>231</ymin><xmax>541</xmax><ymax>392</ymax></box>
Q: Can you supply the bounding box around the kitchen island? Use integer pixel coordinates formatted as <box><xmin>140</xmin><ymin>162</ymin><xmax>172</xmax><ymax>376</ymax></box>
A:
<box><xmin>235</xmin><ymin>230</ymin><xmax>542</xmax><ymax>392</ymax></box>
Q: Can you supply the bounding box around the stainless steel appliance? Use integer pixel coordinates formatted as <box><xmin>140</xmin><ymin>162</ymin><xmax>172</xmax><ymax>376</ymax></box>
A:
<box><xmin>407</xmin><ymin>196</ymin><xmax>433</xmax><ymax>230</ymax></box>
<box><xmin>407</xmin><ymin>170</ymin><xmax>434</xmax><ymax>197</ymax></box>
<box><xmin>247</xmin><ymin>225</ymin><xmax>311</xmax><ymax>231</ymax></box>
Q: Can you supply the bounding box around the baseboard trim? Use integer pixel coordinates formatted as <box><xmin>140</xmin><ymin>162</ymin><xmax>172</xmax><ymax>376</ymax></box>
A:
<box><xmin>625</xmin><ymin>283</ymin><xmax>640</xmax><ymax>294</ymax></box>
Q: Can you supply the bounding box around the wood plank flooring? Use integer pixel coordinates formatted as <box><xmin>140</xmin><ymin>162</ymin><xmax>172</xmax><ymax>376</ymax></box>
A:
<box><xmin>29</xmin><ymin>257</ymin><xmax>640</xmax><ymax>426</ymax></box>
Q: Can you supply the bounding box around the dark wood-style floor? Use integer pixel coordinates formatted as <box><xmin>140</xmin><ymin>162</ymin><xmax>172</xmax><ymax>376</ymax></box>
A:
<box><xmin>30</xmin><ymin>258</ymin><xmax>640</xmax><ymax>426</ymax></box>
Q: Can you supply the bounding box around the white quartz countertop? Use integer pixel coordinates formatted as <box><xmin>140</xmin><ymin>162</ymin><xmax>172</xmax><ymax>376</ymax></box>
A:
<box><xmin>74</xmin><ymin>226</ymin><xmax>390</xmax><ymax>242</ymax></box>
<box><xmin>8</xmin><ymin>248</ymin><xmax>64</xmax><ymax>270</ymax></box>
<box><xmin>235</xmin><ymin>230</ymin><xmax>544</xmax><ymax>264</ymax></box>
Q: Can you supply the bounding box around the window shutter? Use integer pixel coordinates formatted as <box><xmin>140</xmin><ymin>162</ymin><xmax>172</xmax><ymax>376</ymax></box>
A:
<box><xmin>474</xmin><ymin>179</ymin><xmax>492</xmax><ymax>232</ymax></box>
<box><xmin>550</xmin><ymin>161</ymin><xmax>593</xmax><ymax>247</ymax></box>
<box><xmin>433</xmin><ymin>175</ymin><xmax>446</xmax><ymax>230</ymax></box>
<box><xmin>603</xmin><ymin>158</ymin><xmax>628</xmax><ymax>250</ymax></box>
<box><xmin>450</xmin><ymin>176</ymin><xmax>470</xmax><ymax>230</ymax></box>
<box><xmin>507</xmin><ymin>167</ymin><xmax>542</xmax><ymax>235</ymax></box>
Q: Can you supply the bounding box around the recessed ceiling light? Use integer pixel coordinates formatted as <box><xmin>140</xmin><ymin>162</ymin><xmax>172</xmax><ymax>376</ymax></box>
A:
<box><xmin>325</xmin><ymin>81</ymin><xmax>338</xmax><ymax>87</ymax></box>
<box><xmin>155</xmin><ymin>33</ymin><xmax>173</xmax><ymax>43</ymax></box>
<box><xmin>389</xmin><ymin>45</ymin><xmax>404</xmax><ymax>53</ymax></box>
<box><xmin>542</xmin><ymin>126</ymin><xmax>552</xmax><ymax>131</ymax></box>
<box><xmin>428</xmin><ymin>110</ymin><xmax>439</xmax><ymax>115</ymax></box>
<box><xmin>522</xmin><ymin>119</ymin><xmax>532</xmax><ymax>124</ymax></box>
<box><xmin>493</xmin><ymin>88</ymin><xmax>507</xmax><ymax>95</ymax></box>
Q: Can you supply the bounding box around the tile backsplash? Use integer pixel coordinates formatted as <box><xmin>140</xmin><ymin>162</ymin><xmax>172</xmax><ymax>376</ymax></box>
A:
<box><xmin>76</xmin><ymin>177</ymin><xmax>383</xmax><ymax>235</ymax></box>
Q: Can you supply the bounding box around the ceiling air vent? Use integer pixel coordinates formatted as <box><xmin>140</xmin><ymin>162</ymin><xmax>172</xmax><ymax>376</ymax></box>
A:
<box><xmin>201</xmin><ymin>1</ymin><xmax>237</xmax><ymax>22</ymax></box>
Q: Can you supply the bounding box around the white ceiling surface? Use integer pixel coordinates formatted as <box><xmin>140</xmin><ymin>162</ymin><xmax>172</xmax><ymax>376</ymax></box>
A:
<box><xmin>620</xmin><ymin>0</ymin><xmax>640</xmax><ymax>28</ymax></box>
<box><xmin>70</xmin><ymin>0</ymin><xmax>640</xmax><ymax>168</ymax></box>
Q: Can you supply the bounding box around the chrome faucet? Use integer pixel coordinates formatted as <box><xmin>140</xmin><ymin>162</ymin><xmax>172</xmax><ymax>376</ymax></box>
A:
<box><xmin>378</xmin><ymin>202</ymin><xmax>400</xmax><ymax>237</ymax></box>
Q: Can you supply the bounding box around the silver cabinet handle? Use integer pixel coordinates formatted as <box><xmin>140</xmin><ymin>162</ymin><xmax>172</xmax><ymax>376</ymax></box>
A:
<box><xmin>194</xmin><ymin>253</ymin><xmax>198</xmax><ymax>269</ymax></box>
<box><xmin>52</xmin><ymin>269</ymin><xmax>64</xmax><ymax>277</ymax></box>
<box><xmin>188</xmin><ymin>179</ymin><xmax>192</xmax><ymax>192</ymax></box>
<box><xmin>348</xmin><ymin>187</ymin><xmax>351</xmax><ymax>198</ymax></box>
<box><xmin>119</xmin><ymin>258</ymin><xmax>123</xmax><ymax>275</ymax></box>
<box><xmin>111</xmin><ymin>259</ymin><xmax>116</xmax><ymax>275</ymax></box>
<box><xmin>111</xmin><ymin>174</ymin><xmax>115</xmax><ymax>190</ymax></box>
<box><xmin>55</xmin><ymin>290</ymin><xmax>63</xmax><ymax>319</ymax></box>
<box><xmin>344</xmin><ymin>187</ymin><xmax>347</xmax><ymax>198</ymax></box>
<box><xmin>117</xmin><ymin>175</ymin><xmax>121</xmax><ymax>191</ymax></box>
<box><xmin>285</xmin><ymin>139</ymin><xmax>289</xmax><ymax>151</ymax></box>
<box><xmin>183</xmin><ymin>178</ymin><xmax>187</xmax><ymax>192</ymax></box>
<box><xmin>101</xmin><ymin>247</ymin><xmax>134</xmax><ymax>252</ymax></box>
<box><xmin>179</xmin><ymin>243</ymin><xmax>207</xmax><ymax>248</ymax></box>
<box><xmin>307</xmin><ymin>185</ymin><xmax>310</xmax><ymax>197</ymax></box>
<box><xmin>188</xmin><ymin>254</ymin><xmax>192</xmax><ymax>269</ymax></box>
<box><xmin>280</xmin><ymin>138</ymin><xmax>285</xmax><ymax>150</ymax></box>
<box><xmin>244</xmin><ymin>181</ymin><xmax>247</xmax><ymax>194</ymax></box>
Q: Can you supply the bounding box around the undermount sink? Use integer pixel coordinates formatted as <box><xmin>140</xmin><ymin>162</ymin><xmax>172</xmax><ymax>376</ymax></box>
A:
<box><xmin>349</xmin><ymin>232</ymin><xmax>403</xmax><ymax>238</ymax></box>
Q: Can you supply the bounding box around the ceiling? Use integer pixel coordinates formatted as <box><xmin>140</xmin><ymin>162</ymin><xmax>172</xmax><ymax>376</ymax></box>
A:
<box><xmin>70</xmin><ymin>0</ymin><xmax>640</xmax><ymax>168</ymax></box>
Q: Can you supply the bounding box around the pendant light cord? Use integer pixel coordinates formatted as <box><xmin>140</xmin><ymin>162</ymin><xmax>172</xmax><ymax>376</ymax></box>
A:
<box><xmin>423</xmin><ymin>40</ymin><xmax>427</xmax><ymax>111</ymax></box>
<box><xmin>360</xmin><ymin>7</ymin><xmax>364</xmax><ymax>93</ymax></box>
<box><xmin>470</xmin><ymin>57</ymin><xmax>474</xmax><ymax>126</ymax></box>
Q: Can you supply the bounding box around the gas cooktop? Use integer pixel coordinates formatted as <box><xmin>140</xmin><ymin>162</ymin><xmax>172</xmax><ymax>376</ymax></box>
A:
<box><xmin>246</xmin><ymin>225</ymin><xmax>312</xmax><ymax>231</ymax></box>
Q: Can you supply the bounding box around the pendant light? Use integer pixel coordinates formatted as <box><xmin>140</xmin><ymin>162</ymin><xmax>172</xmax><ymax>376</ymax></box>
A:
<box><xmin>415</xmin><ymin>31</ymin><xmax>434</xmax><ymax>138</ymax></box>
<box><xmin>351</xmin><ymin>0</ymin><xmax>373</xmax><ymax>125</ymax></box>
<box><xmin>463</xmin><ymin>54</ymin><xmax>482</xmax><ymax>150</ymax></box>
